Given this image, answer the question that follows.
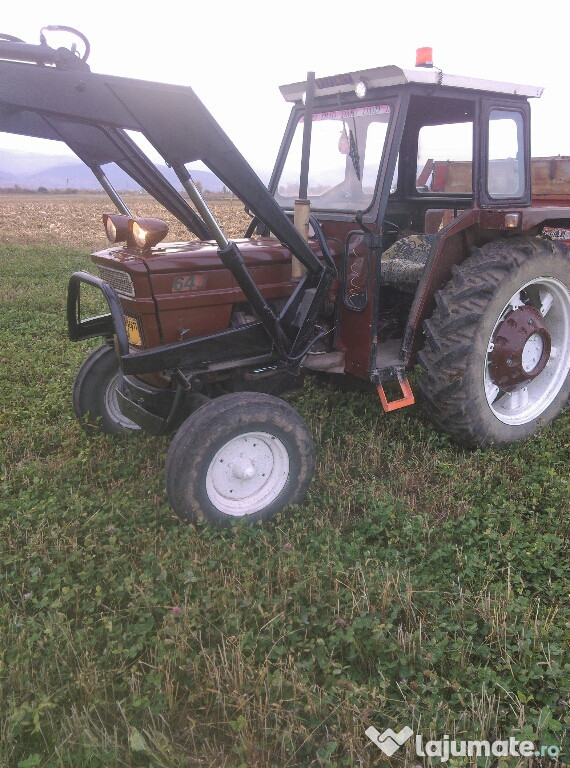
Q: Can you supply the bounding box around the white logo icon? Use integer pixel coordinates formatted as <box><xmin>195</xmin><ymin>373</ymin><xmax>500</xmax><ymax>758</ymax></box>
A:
<box><xmin>365</xmin><ymin>725</ymin><xmax>414</xmax><ymax>756</ymax></box>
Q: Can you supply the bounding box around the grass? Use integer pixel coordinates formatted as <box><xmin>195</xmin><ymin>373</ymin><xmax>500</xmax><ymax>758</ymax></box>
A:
<box><xmin>0</xmin><ymin>241</ymin><xmax>568</xmax><ymax>768</ymax></box>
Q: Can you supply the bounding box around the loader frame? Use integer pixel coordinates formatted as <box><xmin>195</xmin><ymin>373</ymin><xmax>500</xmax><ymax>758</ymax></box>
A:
<box><xmin>2</xmin><ymin>28</ymin><xmax>569</xmax><ymax>410</ymax></box>
<box><xmin>0</xmin><ymin>30</ymin><xmax>336</xmax><ymax>382</ymax></box>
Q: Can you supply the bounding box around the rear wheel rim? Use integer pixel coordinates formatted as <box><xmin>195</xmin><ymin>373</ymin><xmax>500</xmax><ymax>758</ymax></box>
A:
<box><xmin>484</xmin><ymin>277</ymin><xmax>570</xmax><ymax>425</ymax></box>
<box><xmin>104</xmin><ymin>373</ymin><xmax>140</xmax><ymax>430</ymax></box>
<box><xmin>205</xmin><ymin>431</ymin><xmax>289</xmax><ymax>516</ymax></box>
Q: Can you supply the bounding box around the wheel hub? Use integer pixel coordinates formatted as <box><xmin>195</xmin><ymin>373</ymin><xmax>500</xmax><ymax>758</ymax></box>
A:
<box><xmin>488</xmin><ymin>306</ymin><xmax>551</xmax><ymax>392</ymax></box>
<box><xmin>231</xmin><ymin>457</ymin><xmax>255</xmax><ymax>481</ymax></box>
<box><xmin>206</xmin><ymin>431</ymin><xmax>290</xmax><ymax>515</ymax></box>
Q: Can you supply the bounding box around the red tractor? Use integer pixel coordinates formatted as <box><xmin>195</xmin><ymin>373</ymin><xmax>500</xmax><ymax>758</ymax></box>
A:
<box><xmin>1</xmin><ymin>29</ymin><xmax>568</xmax><ymax>525</ymax></box>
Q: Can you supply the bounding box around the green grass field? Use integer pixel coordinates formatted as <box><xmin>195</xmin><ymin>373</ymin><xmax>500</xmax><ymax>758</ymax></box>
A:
<box><xmin>0</xmin><ymin>242</ymin><xmax>568</xmax><ymax>767</ymax></box>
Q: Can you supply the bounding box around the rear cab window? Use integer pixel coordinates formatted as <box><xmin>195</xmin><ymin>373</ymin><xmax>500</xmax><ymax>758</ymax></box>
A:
<box><xmin>416</xmin><ymin>121</ymin><xmax>474</xmax><ymax>194</ymax></box>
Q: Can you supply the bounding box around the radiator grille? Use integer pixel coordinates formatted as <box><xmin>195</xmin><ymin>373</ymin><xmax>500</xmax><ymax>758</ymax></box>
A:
<box><xmin>98</xmin><ymin>266</ymin><xmax>135</xmax><ymax>297</ymax></box>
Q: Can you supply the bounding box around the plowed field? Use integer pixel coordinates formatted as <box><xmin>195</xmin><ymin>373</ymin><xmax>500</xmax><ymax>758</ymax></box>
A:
<box><xmin>0</xmin><ymin>192</ymin><xmax>251</xmax><ymax>250</ymax></box>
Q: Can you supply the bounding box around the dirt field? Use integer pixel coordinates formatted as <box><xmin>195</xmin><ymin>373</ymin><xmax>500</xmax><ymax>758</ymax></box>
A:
<box><xmin>0</xmin><ymin>192</ymin><xmax>251</xmax><ymax>250</ymax></box>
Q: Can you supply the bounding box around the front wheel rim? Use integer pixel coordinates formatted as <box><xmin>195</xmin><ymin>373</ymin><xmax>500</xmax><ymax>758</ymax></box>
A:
<box><xmin>205</xmin><ymin>431</ymin><xmax>290</xmax><ymax>516</ymax></box>
<box><xmin>484</xmin><ymin>276</ymin><xmax>570</xmax><ymax>425</ymax></box>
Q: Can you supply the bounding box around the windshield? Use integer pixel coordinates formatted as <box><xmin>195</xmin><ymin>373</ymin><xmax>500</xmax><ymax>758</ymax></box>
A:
<box><xmin>275</xmin><ymin>104</ymin><xmax>391</xmax><ymax>212</ymax></box>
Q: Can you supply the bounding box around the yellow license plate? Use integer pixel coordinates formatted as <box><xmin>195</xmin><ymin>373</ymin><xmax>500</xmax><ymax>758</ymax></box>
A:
<box><xmin>125</xmin><ymin>316</ymin><xmax>142</xmax><ymax>346</ymax></box>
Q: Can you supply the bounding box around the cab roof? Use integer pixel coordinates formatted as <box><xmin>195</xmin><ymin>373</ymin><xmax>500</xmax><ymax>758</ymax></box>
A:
<box><xmin>279</xmin><ymin>65</ymin><xmax>544</xmax><ymax>103</ymax></box>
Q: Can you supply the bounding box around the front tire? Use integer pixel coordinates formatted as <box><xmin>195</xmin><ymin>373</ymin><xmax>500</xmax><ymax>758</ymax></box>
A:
<box><xmin>73</xmin><ymin>345</ymin><xmax>141</xmax><ymax>434</ymax></box>
<box><xmin>418</xmin><ymin>237</ymin><xmax>570</xmax><ymax>447</ymax></box>
<box><xmin>165</xmin><ymin>392</ymin><xmax>315</xmax><ymax>526</ymax></box>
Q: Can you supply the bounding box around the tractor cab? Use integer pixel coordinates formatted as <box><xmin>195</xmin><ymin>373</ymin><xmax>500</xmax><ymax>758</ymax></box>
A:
<box><xmin>265</xmin><ymin>61</ymin><xmax>541</xmax><ymax>394</ymax></box>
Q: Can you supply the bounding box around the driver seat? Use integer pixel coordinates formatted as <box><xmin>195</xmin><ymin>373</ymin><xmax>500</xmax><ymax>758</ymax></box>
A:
<box><xmin>379</xmin><ymin>233</ymin><xmax>436</xmax><ymax>293</ymax></box>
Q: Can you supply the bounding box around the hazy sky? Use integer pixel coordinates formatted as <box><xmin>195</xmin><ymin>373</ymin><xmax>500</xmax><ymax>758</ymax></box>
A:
<box><xmin>2</xmin><ymin>0</ymin><xmax>570</xmax><ymax>174</ymax></box>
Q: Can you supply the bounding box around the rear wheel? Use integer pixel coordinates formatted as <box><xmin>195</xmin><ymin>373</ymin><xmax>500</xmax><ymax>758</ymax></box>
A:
<box><xmin>73</xmin><ymin>345</ymin><xmax>141</xmax><ymax>434</ymax></box>
<box><xmin>418</xmin><ymin>237</ymin><xmax>570</xmax><ymax>446</ymax></box>
<box><xmin>165</xmin><ymin>392</ymin><xmax>315</xmax><ymax>526</ymax></box>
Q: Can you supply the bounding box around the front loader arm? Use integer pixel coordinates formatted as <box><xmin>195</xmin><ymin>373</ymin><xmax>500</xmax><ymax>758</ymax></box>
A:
<box><xmin>0</xmin><ymin>30</ymin><xmax>336</xmax><ymax>364</ymax></box>
<box><xmin>0</xmin><ymin>46</ymin><xmax>323</xmax><ymax>274</ymax></box>
<box><xmin>0</xmin><ymin>73</ymin><xmax>213</xmax><ymax>239</ymax></box>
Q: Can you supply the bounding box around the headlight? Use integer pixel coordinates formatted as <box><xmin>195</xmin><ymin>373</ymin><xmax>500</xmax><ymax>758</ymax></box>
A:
<box><xmin>102</xmin><ymin>213</ymin><xmax>168</xmax><ymax>250</ymax></box>
<box><xmin>355</xmin><ymin>79</ymin><xmax>367</xmax><ymax>99</ymax></box>
<box><xmin>129</xmin><ymin>218</ymin><xmax>169</xmax><ymax>250</ymax></box>
<box><xmin>103</xmin><ymin>213</ymin><xmax>130</xmax><ymax>243</ymax></box>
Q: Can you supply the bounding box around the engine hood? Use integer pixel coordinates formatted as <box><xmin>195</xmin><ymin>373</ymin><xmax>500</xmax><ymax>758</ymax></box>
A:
<box><xmin>91</xmin><ymin>235</ymin><xmax>341</xmax><ymax>274</ymax></box>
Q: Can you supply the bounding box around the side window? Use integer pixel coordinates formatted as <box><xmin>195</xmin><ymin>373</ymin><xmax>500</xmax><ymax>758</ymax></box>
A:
<box><xmin>416</xmin><ymin>122</ymin><xmax>473</xmax><ymax>194</ymax></box>
<box><xmin>487</xmin><ymin>109</ymin><xmax>525</xmax><ymax>198</ymax></box>
<box><xmin>361</xmin><ymin>120</ymin><xmax>389</xmax><ymax>195</ymax></box>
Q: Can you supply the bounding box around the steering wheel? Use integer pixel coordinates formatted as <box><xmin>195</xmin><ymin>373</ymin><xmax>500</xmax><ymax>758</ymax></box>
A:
<box><xmin>40</xmin><ymin>26</ymin><xmax>91</xmax><ymax>62</ymax></box>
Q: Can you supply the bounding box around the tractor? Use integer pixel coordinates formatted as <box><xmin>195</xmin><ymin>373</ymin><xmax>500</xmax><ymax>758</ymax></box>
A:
<box><xmin>1</xmin><ymin>29</ymin><xmax>568</xmax><ymax>525</ymax></box>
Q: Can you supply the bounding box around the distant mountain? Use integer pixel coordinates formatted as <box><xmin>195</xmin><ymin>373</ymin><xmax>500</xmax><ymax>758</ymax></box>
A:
<box><xmin>0</xmin><ymin>167</ymin><xmax>18</xmax><ymax>186</ymax></box>
<box><xmin>0</xmin><ymin>149</ymin><xmax>74</xmax><ymax>176</ymax></box>
<box><xmin>0</xmin><ymin>151</ymin><xmax>226</xmax><ymax>192</ymax></box>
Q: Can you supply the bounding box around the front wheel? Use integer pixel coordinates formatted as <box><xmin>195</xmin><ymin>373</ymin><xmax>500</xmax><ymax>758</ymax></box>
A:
<box><xmin>418</xmin><ymin>237</ymin><xmax>570</xmax><ymax>447</ymax></box>
<box><xmin>73</xmin><ymin>344</ymin><xmax>141</xmax><ymax>434</ymax></box>
<box><xmin>165</xmin><ymin>392</ymin><xmax>315</xmax><ymax>526</ymax></box>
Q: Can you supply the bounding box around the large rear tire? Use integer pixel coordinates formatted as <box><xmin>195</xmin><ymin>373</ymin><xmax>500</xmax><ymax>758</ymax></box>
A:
<box><xmin>418</xmin><ymin>237</ymin><xmax>570</xmax><ymax>447</ymax></box>
<box><xmin>165</xmin><ymin>392</ymin><xmax>315</xmax><ymax>526</ymax></box>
